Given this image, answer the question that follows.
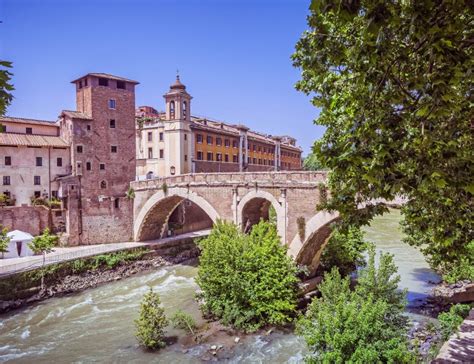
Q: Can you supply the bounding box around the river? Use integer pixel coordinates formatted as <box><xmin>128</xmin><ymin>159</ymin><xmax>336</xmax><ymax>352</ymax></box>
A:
<box><xmin>0</xmin><ymin>209</ymin><xmax>439</xmax><ymax>363</ymax></box>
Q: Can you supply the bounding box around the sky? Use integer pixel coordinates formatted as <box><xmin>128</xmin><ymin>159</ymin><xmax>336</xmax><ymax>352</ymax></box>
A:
<box><xmin>0</xmin><ymin>0</ymin><xmax>323</xmax><ymax>155</ymax></box>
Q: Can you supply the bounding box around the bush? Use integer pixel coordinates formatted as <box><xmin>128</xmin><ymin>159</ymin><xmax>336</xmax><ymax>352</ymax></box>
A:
<box><xmin>297</xmin><ymin>248</ymin><xmax>414</xmax><ymax>363</ymax></box>
<box><xmin>438</xmin><ymin>304</ymin><xmax>471</xmax><ymax>341</ymax></box>
<box><xmin>196</xmin><ymin>220</ymin><xmax>299</xmax><ymax>332</ymax></box>
<box><xmin>320</xmin><ymin>226</ymin><xmax>367</xmax><ymax>276</ymax></box>
<box><xmin>135</xmin><ymin>288</ymin><xmax>168</xmax><ymax>350</ymax></box>
<box><xmin>171</xmin><ymin>309</ymin><xmax>198</xmax><ymax>339</ymax></box>
<box><xmin>442</xmin><ymin>241</ymin><xmax>474</xmax><ymax>284</ymax></box>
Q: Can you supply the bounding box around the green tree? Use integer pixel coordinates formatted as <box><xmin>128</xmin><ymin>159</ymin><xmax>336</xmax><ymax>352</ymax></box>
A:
<box><xmin>303</xmin><ymin>152</ymin><xmax>324</xmax><ymax>171</ymax></box>
<box><xmin>320</xmin><ymin>226</ymin><xmax>367</xmax><ymax>275</ymax></box>
<box><xmin>293</xmin><ymin>1</ymin><xmax>473</xmax><ymax>278</ymax></box>
<box><xmin>28</xmin><ymin>228</ymin><xmax>58</xmax><ymax>289</ymax></box>
<box><xmin>196</xmin><ymin>220</ymin><xmax>299</xmax><ymax>332</ymax></box>
<box><xmin>135</xmin><ymin>287</ymin><xmax>168</xmax><ymax>350</ymax></box>
<box><xmin>0</xmin><ymin>226</ymin><xmax>11</xmax><ymax>258</ymax></box>
<box><xmin>297</xmin><ymin>249</ymin><xmax>414</xmax><ymax>363</ymax></box>
<box><xmin>0</xmin><ymin>61</ymin><xmax>14</xmax><ymax>117</ymax></box>
<box><xmin>171</xmin><ymin>309</ymin><xmax>198</xmax><ymax>340</ymax></box>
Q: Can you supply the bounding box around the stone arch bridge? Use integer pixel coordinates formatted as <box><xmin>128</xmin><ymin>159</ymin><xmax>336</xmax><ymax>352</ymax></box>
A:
<box><xmin>131</xmin><ymin>171</ymin><xmax>339</xmax><ymax>275</ymax></box>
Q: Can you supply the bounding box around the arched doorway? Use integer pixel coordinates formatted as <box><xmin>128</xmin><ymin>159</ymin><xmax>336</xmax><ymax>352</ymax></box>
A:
<box><xmin>241</xmin><ymin>197</ymin><xmax>272</xmax><ymax>233</ymax></box>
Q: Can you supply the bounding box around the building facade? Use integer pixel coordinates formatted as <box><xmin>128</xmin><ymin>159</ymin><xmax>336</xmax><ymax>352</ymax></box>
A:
<box><xmin>1</xmin><ymin>72</ymin><xmax>302</xmax><ymax>245</ymax></box>
<box><xmin>136</xmin><ymin>77</ymin><xmax>302</xmax><ymax>179</ymax></box>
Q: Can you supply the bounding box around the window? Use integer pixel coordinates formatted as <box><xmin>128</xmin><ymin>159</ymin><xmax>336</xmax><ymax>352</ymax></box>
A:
<box><xmin>26</xmin><ymin>127</ymin><xmax>33</xmax><ymax>134</ymax></box>
<box><xmin>36</xmin><ymin>157</ymin><xmax>43</xmax><ymax>167</ymax></box>
<box><xmin>34</xmin><ymin>176</ymin><xmax>41</xmax><ymax>185</ymax></box>
<box><xmin>3</xmin><ymin>176</ymin><xmax>10</xmax><ymax>185</ymax></box>
<box><xmin>233</xmin><ymin>155</ymin><xmax>238</xmax><ymax>163</ymax></box>
<box><xmin>216</xmin><ymin>153</ymin><xmax>222</xmax><ymax>161</ymax></box>
<box><xmin>111</xmin><ymin>145</ymin><xmax>117</xmax><ymax>153</ymax></box>
<box><xmin>108</xmin><ymin>99</ymin><xmax>116</xmax><ymax>109</ymax></box>
<box><xmin>114</xmin><ymin>198</ymin><xmax>120</xmax><ymax>208</ymax></box>
<box><xmin>98</xmin><ymin>78</ymin><xmax>109</xmax><ymax>86</ymax></box>
<box><xmin>182</xmin><ymin>101</ymin><xmax>187</xmax><ymax>118</ymax></box>
<box><xmin>78</xmin><ymin>80</ymin><xmax>83</xmax><ymax>89</ymax></box>
<box><xmin>77</xmin><ymin>145</ymin><xmax>83</xmax><ymax>153</ymax></box>
<box><xmin>197</xmin><ymin>151</ymin><xmax>203</xmax><ymax>160</ymax></box>
<box><xmin>207</xmin><ymin>152</ymin><xmax>213</xmax><ymax>161</ymax></box>
<box><xmin>170</xmin><ymin>100</ymin><xmax>175</xmax><ymax>119</ymax></box>
<box><xmin>146</xmin><ymin>171</ymin><xmax>154</xmax><ymax>180</ymax></box>
<box><xmin>4</xmin><ymin>156</ymin><xmax>11</xmax><ymax>166</ymax></box>
<box><xmin>159</xmin><ymin>149</ymin><xmax>164</xmax><ymax>159</ymax></box>
<box><xmin>110</xmin><ymin>119</ymin><xmax>116</xmax><ymax>128</ymax></box>
<box><xmin>253</xmin><ymin>144</ymin><xmax>256</xmax><ymax>152</ymax></box>
<box><xmin>86</xmin><ymin>162</ymin><xmax>91</xmax><ymax>171</ymax></box>
<box><xmin>264</xmin><ymin>160</ymin><xmax>267</xmax><ymax>165</ymax></box>
<box><xmin>225</xmin><ymin>139</ymin><xmax>230</xmax><ymax>147</ymax></box>
<box><xmin>258</xmin><ymin>159</ymin><xmax>262</xmax><ymax>165</ymax></box>
<box><xmin>159</xmin><ymin>132</ymin><xmax>164</xmax><ymax>141</ymax></box>
<box><xmin>34</xmin><ymin>191</ymin><xmax>41</xmax><ymax>198</ymax></box>
<box><xmin>100</xmin><ymin>180</ymin><xmax>107</xmax><ymax>189</ymax></box>
<box><xmin>184</xmin><ymin>134</ymin><xmax>187</xmax><ymax>141</ymax></box>
<box><xmin>116</xmin><ymin>81</ymin><xmax>125</xmax><ymax>89</ymax></box>
<box><xmin>148</xmin><ymin>148</ymin><xmax>153</xmax><ymax>158</ymax></box>
<box><xmin>196</xmin><ymin>134</ymin><xmax>203</xmax><ymax>143</ymax></box>
<box><xmin>216</xmin><ymin>137</ymin><xmax>222</xmax><ymax>146</ymax></box>
<box><xmin>263</xmin><ymin>147</ymin><xmax>267</xmax><ymax>153</ymax></box>
<box><xmin>184</xmin><ymin>154</ymin><xmax>187</xmax><ymax>161</ymax></box>
<box><xmin>87</xmin><ymin>124</ymin><xmax>91</xmax><ymax>131</ymax></box>
<box><xmin>224</xmin><ymin>154</ymin><xmax>229</xmax><ymax>162</ymax></box>
<box><xmin>99</xmin><ymin>163</ymin><xmax>105</xmax><ymax>170</ymax></box>
<box><xmin>52</xmin><ymin>190</ymin><xmax>58</xmax><ymax>198</ymax></box>
<box><xmin>207</xmin><ymin>135</ymin><xmax>213</xmax><ymax>145</ymax></box>
<box><xmin>84</xmin><ymin>78</ymin><xmax>88</xmax><ymax>87</ymax></box>
<box><xmin>57</xmin><ymin>157</ymin><xmax>62</xmax><ymax>167</ymax></box>
<box><xmin>253</xmin><ymin>157</ymin><xmax>257</xmax><ymax>164</ymax></box>
<box><xmin>147</xmin><ymin>132</ymin><xmax>152</xmax><ymax>141</ymax></box>
<box><xmin>232</xmin><ymin>140</ymin><xmax>238</xmax><ymax>148</ymax></box>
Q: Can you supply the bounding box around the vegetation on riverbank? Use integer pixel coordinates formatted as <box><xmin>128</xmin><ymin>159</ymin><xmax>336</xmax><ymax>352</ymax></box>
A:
<box><xmin>196</xmin><ymin>220</ymin><xmax>299</xmax><ymax>332</ymax></box>
<box><xmin>135</xmin><ymin>288</ymin><xmax>168</xmax><ymax>350</ymax></box>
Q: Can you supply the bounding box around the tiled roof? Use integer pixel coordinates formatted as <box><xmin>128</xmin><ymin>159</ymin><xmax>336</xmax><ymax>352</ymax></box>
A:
<box><xmin>61</xmin><ymin>110</ymin><xmax>93</xmax><ymax>120</ymax></box>
<box><xmin>0</xmin><ymin>116</ymin><xmax>58</xmax><ymax>127</ymax></box>
<box><xmin>70</xmin><ymin>73</ymin><xmax>139</xmax><ymax>84</ymax></box>
<box><xmin>0</xmin><ymin>133</ymin><xmax>69</xmax><ymax>148</ymax></box>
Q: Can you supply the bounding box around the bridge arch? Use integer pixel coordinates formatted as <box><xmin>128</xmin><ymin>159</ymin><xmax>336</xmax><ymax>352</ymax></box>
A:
<box><xmin>236</xmin><ymin>190</ymin><xmax>286</xmax><ymax>243</ymax></box>
<box><xmin>134</xmin><ymin>187</ymin><xmax>220</xmax><ymax>241</ymax></box>
<box><xmin>288</xmin><ymin>210</ymin><xmax>339</xmax><ymax>277</ymax></box>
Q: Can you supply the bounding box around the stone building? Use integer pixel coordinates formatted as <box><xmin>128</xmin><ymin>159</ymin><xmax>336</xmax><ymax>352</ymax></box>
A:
<box><xmin>136</xmin><ymin>76</ymin><xmax>302</xmax><ymax>179</ymax></box>
<box><xmin>0</xmin><ymin>72</ymin><xmax>302</xmax><ymax>245</ymax></box>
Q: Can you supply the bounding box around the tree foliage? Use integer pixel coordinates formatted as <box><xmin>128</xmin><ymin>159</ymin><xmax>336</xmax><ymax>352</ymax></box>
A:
<box><xmin>303</xmin><ymin>152</ymin><xmax>325</xmax><ymax>171</ymax></box>
<box><xmin>293</xmin><ymin>0</ymin><xmax>473</xmax><ymax>277</ymax></box>
<box><xmin>297</xmin><ymin>248</ymin><xmax>414</xmax><ymax>363</ymax></box>
<box><xmin>0</xmin><ymin>226</ymin><xmax>11</xmax><ymax>258</ymax></box>
<box><xmin>438</xmin><ymin>303</ymin><xmax>471</xmax><ymax>341</ymax></box>
<box><xmin>28</xmin><ymin>228</ymin><xmax>57</xmax><ymax>257</ymax></box>
<box><xmin>196</xmin><ymin>220</ymin><xmax>299</xmax><ymax>332</ymax></box>
<box><xmin>171</xmin><ymin>309</ymin><xmax>198</xmax><ymax>338</ymax></box>
<box><xmin>135</xmin><ymin>288</ymin><xmax>168</xmax><ymax>350</ymax></box>
<box><xmin>320</xmin><ymin>226</ymin><xmax>367</xmax><ymax>275</ymax></box>
<box><xmin>0</xmin><ymin>61</ymin><xmax>14</xmax><ymax>117</ymax></box>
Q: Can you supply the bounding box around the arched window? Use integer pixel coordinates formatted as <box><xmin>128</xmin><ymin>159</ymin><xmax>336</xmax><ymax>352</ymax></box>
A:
<box><xmin>146</xmin><ymin>171</ymin><xmax>154</xmax><ymax>180</ymax></box>
<box><xmin>182</xmin><ymin>100</ymin><xmax>187</xmax><ymax>118</ymax></box>
<box><xmin>170</xmin><ymin>101</ymin><xmax>175</xmax><ymax>119</ymax></box>
<box><xmin>100</xmin><ymin>180</ymin><xmax>107</xmax><ymax>189</ymax></box>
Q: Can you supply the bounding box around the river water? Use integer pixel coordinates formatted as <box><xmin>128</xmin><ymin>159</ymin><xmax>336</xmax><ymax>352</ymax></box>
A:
<box><xmin>0</xmin><ymin>210</ymin><xmax>439</xmax><ymax>363</ymax></box>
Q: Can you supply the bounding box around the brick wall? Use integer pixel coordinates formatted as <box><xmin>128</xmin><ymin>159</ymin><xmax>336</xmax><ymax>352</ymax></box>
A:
<box><xmin>0</xmin><ymin>206</ymin><xmax>65</xmax><ymax>236</ymax></box>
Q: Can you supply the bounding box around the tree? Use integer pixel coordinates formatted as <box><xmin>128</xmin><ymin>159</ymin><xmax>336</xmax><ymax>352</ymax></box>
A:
<box><xmin>302</xmin><ymin>152</ymin><xmax>324</xmax><ymax>171</ymax></box>
<box><xmin>292</xmin><ymin>1</ymin><xmax>473</xmax><ymax>278</ymax></box>
<box><xmin>135</xmin><ymin>287</ymin><xmax>168</xmax><ymax>350</ymax></box>
<box><xmin>196</xmin><ymin>220</ymin><xmax>299</xmax><ymax>332</ymax></box>
<box><xmin>0</xmin><ymin>61</ymin><xmax>14</xmax><ymax>116</ymax></box>
<box><xmin>171</xmin><ymin>309</ymin><xmax>198</xmax><ymax>341</ymax></box>
<box><xmin>297</xmin><ymin>248</ymin><xmax>414</xmax><ymax>363</ymax></box>
<box><xmin>28</xmin><ymin>228</ymin><xmax>58</xmax><ymax>289</ymax></box>
<box><xmin>0</xmin><ymin>226</ymin><xmax>11</xmax><ymax>258</ymax></box>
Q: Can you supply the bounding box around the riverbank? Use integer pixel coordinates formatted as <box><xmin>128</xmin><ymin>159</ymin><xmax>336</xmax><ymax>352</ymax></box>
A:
<box><xmin>0</xmin><ymin>243</ymin><xmax>200</xmax><ymax>314</ymax></box>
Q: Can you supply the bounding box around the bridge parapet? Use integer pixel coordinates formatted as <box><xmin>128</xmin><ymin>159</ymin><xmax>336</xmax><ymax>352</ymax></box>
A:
<box><xmin>131</xmin><ymin>171</ymin><xmax>328</xmax><ymax>191</ymax></box>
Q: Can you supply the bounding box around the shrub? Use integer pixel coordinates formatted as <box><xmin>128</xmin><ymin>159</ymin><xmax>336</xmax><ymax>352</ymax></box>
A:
<box><xmin>320</xmin><ymin>226</ymin><xmax>367</xmax><ymax>276</ymax></box>
<box><xmin>438</xmin><ymin>304</ymin><xmax>471</xmax><ymax>341</ymax></box>
<box><xmin>297</xmin><ymin>248</ymin><xmax>414</xmax><ymax>363</ymax></box>
<box><xmin>135</xmin><ymin>288</ymin><xmax>168</xmax><ymax>350</ymax></box>
<box><xmin>196</xmin><ymin>220</ymin><xmax>298</xmax><ymax>332</ymax></box>
<box><xmin>442</xmin><ymin>241</ymin><xmax>474</xmax><ymax>284</ymax></box>
<box><xmin>171</xmin><ymin>309</ymin><xmax>197</xmax><ymax>338</ymax></box>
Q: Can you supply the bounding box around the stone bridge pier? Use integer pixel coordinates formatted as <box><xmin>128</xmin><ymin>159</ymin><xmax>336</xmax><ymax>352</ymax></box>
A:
<box><xmin>131</xmin><ymin>171</ymin><xmax>339</xmax><ymax>275</ymax></box>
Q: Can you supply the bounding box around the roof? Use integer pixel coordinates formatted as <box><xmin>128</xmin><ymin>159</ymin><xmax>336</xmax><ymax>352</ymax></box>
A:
<box><xmin>0</xmin><ymin>133</ymin><xmax>69</xmax><ymax>148</ymax></box>
<box><xmin>70</xmin><ymin>73</ymin><xmax>139</xmax><ymax>84</ymax></box>
<box><xmin>61</xmin><ymin>110</ymin><xmax>93</xmax><ymax>120</ymax></box>
<box><xmin>7</xmin><ymin>230</ymin><xmax>33</xmax><ymax>242</ymax></box>
<box><xmin>0</xmin><ymin>116</ymin><xmax>58</xmax><ymax>127</ymax></box>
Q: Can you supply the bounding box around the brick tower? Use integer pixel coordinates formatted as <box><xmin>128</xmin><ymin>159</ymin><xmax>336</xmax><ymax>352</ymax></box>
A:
<box><xmin>59</xmin><ymin>73</ymin><xmax>138</xmax><ymax>244</ymax></box>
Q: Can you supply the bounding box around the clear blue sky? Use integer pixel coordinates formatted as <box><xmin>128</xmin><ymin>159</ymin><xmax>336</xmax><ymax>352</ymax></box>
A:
<box><xmin>1</xmin><ymin>0</ymin><xmax>323</xmax><ymax>155</ymax></box>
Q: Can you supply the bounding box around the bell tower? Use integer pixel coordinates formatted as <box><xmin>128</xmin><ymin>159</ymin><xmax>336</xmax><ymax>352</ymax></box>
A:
<box><xmin>163</xmin><ymin>75</ymin><xmax>193</xmax><ymax>176</ymax></box>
